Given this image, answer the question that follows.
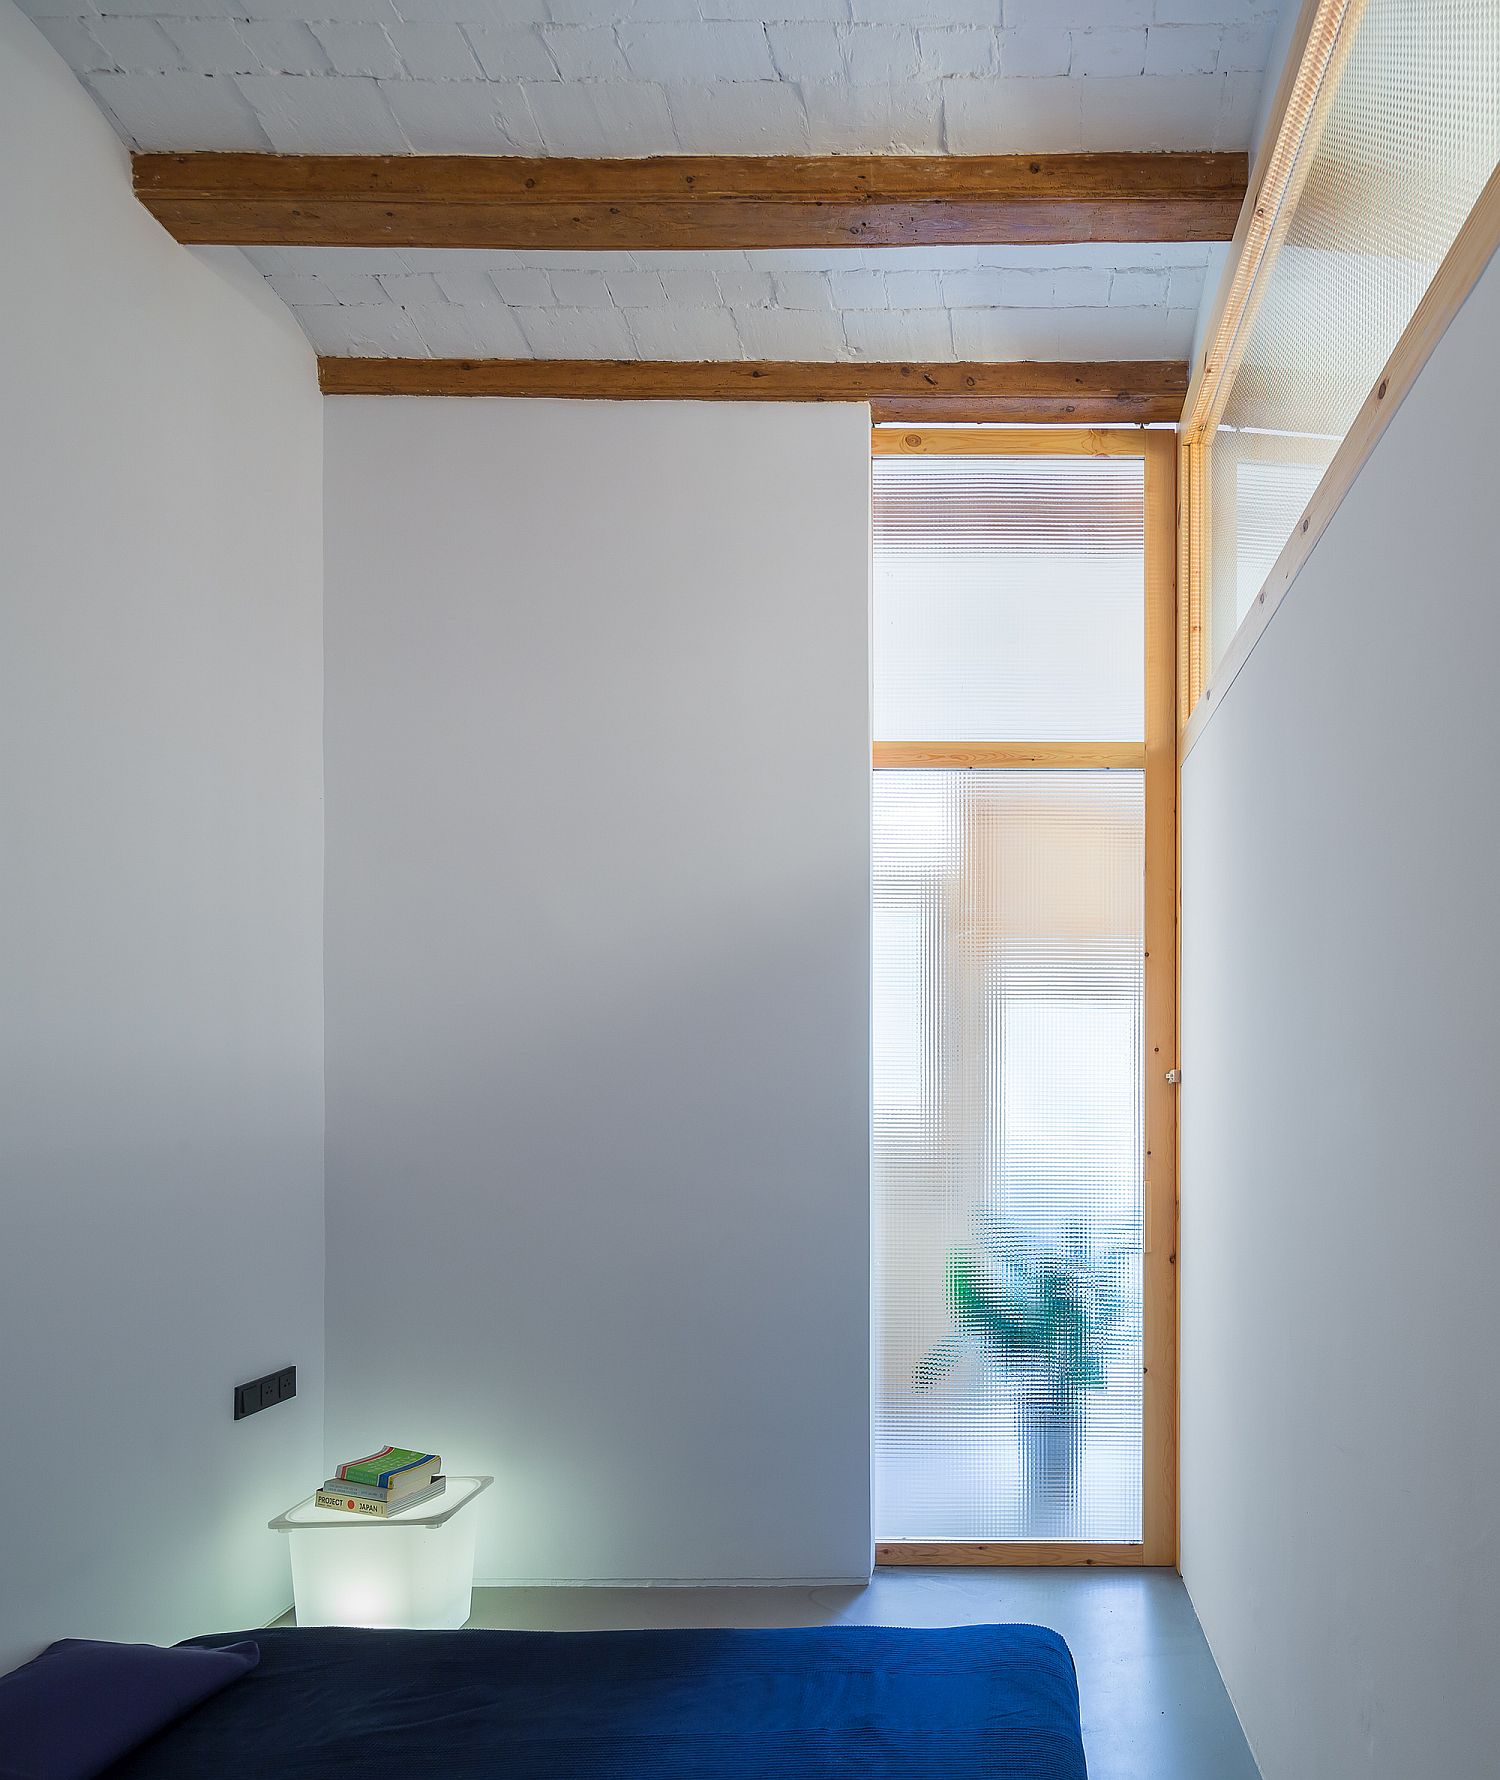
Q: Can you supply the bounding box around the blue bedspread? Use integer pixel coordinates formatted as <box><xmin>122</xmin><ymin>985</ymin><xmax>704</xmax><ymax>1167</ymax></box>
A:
<box><xmin>104</xmin><ymin>1623</ymin><xmax>1087</xmax><ymax>1779</ymax></box>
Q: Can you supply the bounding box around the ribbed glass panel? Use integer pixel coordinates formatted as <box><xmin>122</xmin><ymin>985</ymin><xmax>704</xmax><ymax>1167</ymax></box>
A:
<box><xmin>1208</xmin><ymin>0</ymin><xmax>1500</xmax><ymax>669</ymax></box>
<box><xmin>873</xmin><ymin>771</ymin><xmax>1144</xmax><ymax>1543</ymax></box>
<box><xmin>873</xmin><ymin>456</ymin><xmax>1145</xmax><ymax>742</ymax></box>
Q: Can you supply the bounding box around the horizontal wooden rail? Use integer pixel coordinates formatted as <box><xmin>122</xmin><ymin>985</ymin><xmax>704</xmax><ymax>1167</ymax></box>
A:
<box><xmin>877</xmin><ymin>1542</ymin><xmax>1146</xmax><ymax>1567</ymax></box>
<box><xmin>874</xmin><ymin>427</ymin><xmax>1159</xmax><ymax>456</ymax></box>
<box><xmin>134</xmin><ymin>152</ymin><xmax>1247</xmax><ymax>251</ymax></box>
<box><xmin>874</xmin><ymin>742</ymin><xmax>1146</xmax><ymax>769</ymax></box>
<box><xmin>318</xmin><ymin>358</ymin><xmax>1189</xmax><ymax>423</ymax></box>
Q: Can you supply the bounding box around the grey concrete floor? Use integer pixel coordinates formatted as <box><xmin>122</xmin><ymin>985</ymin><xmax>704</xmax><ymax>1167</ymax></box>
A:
<box><xmin>462</xmin><ymin>1569</ymin><xmax>1260</xmax><ymax>1780</ymax></box>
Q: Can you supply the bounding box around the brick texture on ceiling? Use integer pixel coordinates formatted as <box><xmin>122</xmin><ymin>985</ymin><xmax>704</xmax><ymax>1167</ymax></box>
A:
<box><xmin>19</xmin><ymin>0</ymin><xmax>1282</xmax><ymax>156</ymax></box>
<box><xmin>239</xmin><ymin>241</ymin><xmax>1217</xmax><ymax>360</ymax></box>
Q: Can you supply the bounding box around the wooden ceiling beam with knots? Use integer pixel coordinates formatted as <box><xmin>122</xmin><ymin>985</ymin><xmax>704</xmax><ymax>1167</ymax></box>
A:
<box><xmin>133</xmin><ymin>151</ymin><xmax>1248</xmax><ymax>251</ymax></box>
<box><xmin>317</xmin><ymin>358</ymin><xmax>1189</xmax><ymax>423</ymax></box>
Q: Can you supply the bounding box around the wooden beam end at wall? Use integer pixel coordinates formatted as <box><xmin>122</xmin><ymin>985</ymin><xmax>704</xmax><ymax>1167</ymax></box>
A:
<box><xmin>317</xmin><ymin>357</ymin><xmax>1189</xmax><ymax>423</ymax></box>
<box><xmin>133</xmin><ymin>152</ymin><xmax>1247</xmax><ymax>251</ymax></box>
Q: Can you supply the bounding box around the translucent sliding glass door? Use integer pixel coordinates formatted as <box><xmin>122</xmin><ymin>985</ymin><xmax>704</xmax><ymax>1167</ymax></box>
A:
<box><xmin>872</xmin><ymin>431</ymin><xmax>1176</xmax><ymax>1562</ymax></box>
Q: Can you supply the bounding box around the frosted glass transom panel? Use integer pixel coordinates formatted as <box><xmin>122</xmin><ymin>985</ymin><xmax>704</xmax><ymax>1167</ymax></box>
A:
<box><xmin>873</xmin><ymin>456</ymin><xmax>1145</xmax><ymax>742</ymax></box>
<box><xmin>873</xmin><ymin>771</ymin><xmax>1144</xmax><ymax>1544</ymax></box>
<box><xmin>1207</xmin><ymin>0</ymin><xmax>1500</xmax><ymax>668</ymax></box>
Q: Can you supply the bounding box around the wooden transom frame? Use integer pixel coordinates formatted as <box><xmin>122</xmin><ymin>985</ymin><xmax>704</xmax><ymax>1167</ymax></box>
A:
<box><xmin>1176</xmin><ymin>0</ymin><xmax>1500</xmax><ymax>748</ymax></box>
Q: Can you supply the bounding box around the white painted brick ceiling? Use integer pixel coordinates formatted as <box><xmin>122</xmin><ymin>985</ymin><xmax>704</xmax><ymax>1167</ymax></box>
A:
<box><xmin>22</xmin><ymin>0</ymin><xmax>1280</xmax><ymax>360</ymax></box>
<box><xmin>241</xmin><ymin>241</ymin><xmax>1219</xmax><ymax>360</ymax></box>
<box><xmin>21</xmin><ymin>0</ymin><xmax>1284</xmax><ymax>156</ymax></box>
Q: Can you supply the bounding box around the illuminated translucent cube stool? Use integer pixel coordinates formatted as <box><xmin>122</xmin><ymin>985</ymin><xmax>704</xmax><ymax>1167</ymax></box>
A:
<box><xmin>269</xmin><ymin>1475</ymin><xmax>492</xmax><ymax>1630</ymax></box>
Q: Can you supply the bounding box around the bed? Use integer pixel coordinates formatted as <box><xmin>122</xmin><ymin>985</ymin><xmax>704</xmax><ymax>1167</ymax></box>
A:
<box><xmin>99</xmin><ymin>1623</ymin><xmax>1088</xmax><ymax>1779</ymax></box>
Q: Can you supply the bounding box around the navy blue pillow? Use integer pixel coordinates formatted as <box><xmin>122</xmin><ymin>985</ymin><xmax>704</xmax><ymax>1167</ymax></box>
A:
<box><xmin>0</xmin><ymin>1637</ymin><xmax>259</xmax><ymax>1780</ymax></box>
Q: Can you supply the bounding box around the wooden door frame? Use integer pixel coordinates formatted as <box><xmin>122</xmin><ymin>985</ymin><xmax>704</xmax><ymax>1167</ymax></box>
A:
<box><xmin>870</xmin><ymin>426</ymin><xmax>1178</xmax><ymax>1569</ymax></box>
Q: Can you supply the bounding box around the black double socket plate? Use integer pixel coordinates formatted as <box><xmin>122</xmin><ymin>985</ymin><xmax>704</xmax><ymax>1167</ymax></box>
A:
<box><xmin>234</xmin><ymin>1366</ymin><xmax>297</xmax><ymax>1420</ymax></box>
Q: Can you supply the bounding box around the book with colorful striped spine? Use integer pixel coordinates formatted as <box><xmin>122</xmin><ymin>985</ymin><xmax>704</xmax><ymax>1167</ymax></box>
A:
<box><xmin>333</xmin><ymin>1446</ymin><xmax>440</xmax><ymax>1492</ymax></box>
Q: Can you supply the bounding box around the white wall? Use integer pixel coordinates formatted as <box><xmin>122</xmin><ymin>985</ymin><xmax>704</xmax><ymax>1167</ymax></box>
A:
<box><xmin>323</xmin><ymin>397</ymin><xmax>871</xmax><ymax>1584</ymax></box>
<box><xmin>0</xmin><ymin>2</ymin><xmax>324</xmax><ymax>1673</ymax></box>
<box><xmin>1180</xmin><ymin>249</ymin><xmax>1500</xmax><ymax>1779</ymax></box>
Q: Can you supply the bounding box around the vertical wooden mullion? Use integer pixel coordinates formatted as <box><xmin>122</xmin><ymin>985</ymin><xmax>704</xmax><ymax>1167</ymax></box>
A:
<box><xmin>1178</xmin><ymin>432</ymin><xmax>1206</xmax><ymax>721</ymax></box>
<box><xmin>1142</xmin><ymin>432</ymin><xmax>1180</xmax><ymax>1566</ymax></box>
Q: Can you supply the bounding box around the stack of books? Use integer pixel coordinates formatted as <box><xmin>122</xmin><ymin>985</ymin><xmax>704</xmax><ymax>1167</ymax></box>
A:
<box><xmin>315</xmin><ymin>1447</ymin><xmax>446</xmax><ymax>1518</ymax></box>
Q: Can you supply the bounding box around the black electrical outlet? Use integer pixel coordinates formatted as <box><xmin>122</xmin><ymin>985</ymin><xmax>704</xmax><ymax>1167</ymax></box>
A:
<box><xmin>235</xmin><ymin>1366</ymin><xmax>297</xmax><ymax>1421</ymax></box>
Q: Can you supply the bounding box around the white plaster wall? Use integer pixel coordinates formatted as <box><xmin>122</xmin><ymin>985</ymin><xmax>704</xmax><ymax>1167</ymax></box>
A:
<box><xmin>1180</xmin><ymin>248</ymin><xmax>1500</xmax><ymax>1778</ymax></box>
<box><xmin>0</xmin><ymin>1</ymin><xmax>324</xmax><ymax>1673</ymax></box>
<box><xmin>323</xmin><ymin>396</ymin><xmax>872</xmax><ymax>1584</ymax></box>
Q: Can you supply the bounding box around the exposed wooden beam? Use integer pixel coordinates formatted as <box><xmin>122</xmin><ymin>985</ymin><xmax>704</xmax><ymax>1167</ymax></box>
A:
<box><xmin>316</xmin><ymin>358</ymin><xmax>1188</xmax><ymax>423</ymax></box>
<box><xmin>133</xmin><ymin>152</ymin><xmax>1247</xmax><ymax>251</ymax></box>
